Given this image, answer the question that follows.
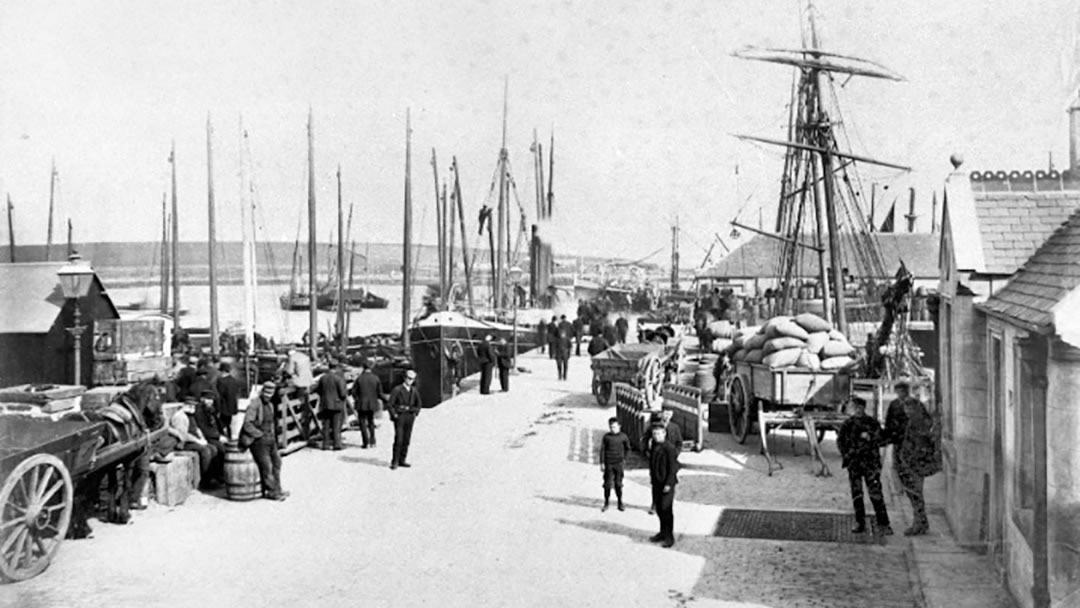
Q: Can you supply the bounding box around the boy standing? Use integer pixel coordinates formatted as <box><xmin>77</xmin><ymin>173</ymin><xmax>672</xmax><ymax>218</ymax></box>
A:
<box><xmin>838</xmin><ymin>396</ymin><xmax>892</xmax><ymax>535</ymax></box>
<box><xmin>599</xmin><ymin>418</ymin><xmax>631</xmax><ymax>512</ymax></box>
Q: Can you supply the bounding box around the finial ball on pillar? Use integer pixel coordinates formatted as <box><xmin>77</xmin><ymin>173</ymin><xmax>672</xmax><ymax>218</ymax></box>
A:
<box><xmin>949</xmin><ymin>153</ymin><xmax>964</xmax><ymax>169</ymax></box>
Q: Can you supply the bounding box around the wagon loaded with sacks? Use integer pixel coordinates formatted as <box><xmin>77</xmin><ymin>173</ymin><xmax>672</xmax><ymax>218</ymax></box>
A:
<box><xmin>722</xmin><ymin>312</ymin><xmax>856</xmax><ymax>475</ymax></box>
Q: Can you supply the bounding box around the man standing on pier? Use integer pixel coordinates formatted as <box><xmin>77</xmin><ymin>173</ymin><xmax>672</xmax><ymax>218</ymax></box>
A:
<box><xmin>285</xmin><ymin>348</ymin><xmax>316</xmax><ymax>443</ymax></box>
<box><xmin>883</xmin><ymin>380</ymin><xmax>939</xmax><ymax>536</ymax></box>
<box><xmin>555</xmin><ymin>315</ymin><xmax>573</xmax><ymax>380</ymax></box>
<box><xmin>615</xmin><ymin>315</ymin><xmax>629</xmax><ymax>344</ymax></box>
<box><xmin>351</xmin><ymin>360</ymin><xmax>383</xmax><ymax>449</ymax></box>
<box><xmin>496</xmin><ymin>337</ymin><xmax>513</xmax><ymax>392</ymax></box>
<box><xmin>648</xmin><ymin>424</ymin><xmax>678</xmax><ymax>548</ymax></box>
<box><xmin>315</xmin><ymin>361</ymin><xmax>348</xmax><ymax>451</ymax></box>
<box><xmin>548</xmin><ymin>315</ymin><xmax>559</xmax><ymax>359</ymax></box>
<box><xmin>241</xmin><ymin>381</ymin><xmax>287</xmax><ymax>501</ymax></box>
<box><xmin>215</xmin><ymin>362</ymin><xmax>240</xmax><ymax>441</ymax></box>
<box><xmin>478</xmin><ymin>335</ymin><xmax>495</xmax><ymax>395</ymax></box>
<box><xmin>388</xmin><ymin>370</ymin><xmax>422</xmax><ymax>469</ymax></box>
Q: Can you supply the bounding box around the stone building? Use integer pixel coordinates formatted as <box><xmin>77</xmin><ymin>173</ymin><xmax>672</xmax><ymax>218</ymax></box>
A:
<box><xmin>938</xmin><ymin>146</ymin><xmax>1080</xmax><ymax>607</ymax></box>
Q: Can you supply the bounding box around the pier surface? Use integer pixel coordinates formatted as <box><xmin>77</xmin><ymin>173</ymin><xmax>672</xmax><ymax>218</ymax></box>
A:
<box><xmin>0</xmin><ymin>350</ymin><xmax>1011</xmax><ymax>608</ymax></box>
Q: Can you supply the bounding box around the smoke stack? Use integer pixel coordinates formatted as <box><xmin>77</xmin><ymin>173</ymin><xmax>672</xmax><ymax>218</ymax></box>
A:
<box><xmin>1070</xmin><ymin>91</ymin><xmax>1080</xmax><ymax>174</ymax></box>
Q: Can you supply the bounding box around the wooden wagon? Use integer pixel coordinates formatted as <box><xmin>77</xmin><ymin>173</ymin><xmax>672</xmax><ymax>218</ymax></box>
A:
<box><xmin>0</xmin><ymin>416</ymin><xmax>165</xmax><ymax>583</ymax></box>
<box><xmin>590</xmin><ymin>343</ymin><xmax>674</xmax><ymax>406</ymax></box>
<box><xmin>725</xmin><ymin>360</ymin><xmax>852</xmax><ymax>476</ymax></box>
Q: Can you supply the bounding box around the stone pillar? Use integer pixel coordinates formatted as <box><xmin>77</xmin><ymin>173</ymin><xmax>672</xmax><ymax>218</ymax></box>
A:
<box><xmin>1047</xmin><ymin>345</ymin><xmax>1080</xmax><ymax>604</ymax></box>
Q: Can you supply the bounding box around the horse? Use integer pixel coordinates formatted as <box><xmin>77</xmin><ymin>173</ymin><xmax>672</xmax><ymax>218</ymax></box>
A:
<box><xmin>62</xmin><ymin>380</ymin><xmax>165</xmax><ymax>538</ymax></box>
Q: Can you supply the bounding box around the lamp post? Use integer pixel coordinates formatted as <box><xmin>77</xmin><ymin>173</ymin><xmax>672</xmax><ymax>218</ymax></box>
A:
<box><xmin>508</xmin><ymin>266</ymin><xmax>523</xmax><ymax>370</ymax></box>
<box><xmin>57</xmin><ymin>253</ymin><xmax>96</xmax><ymax>386</ymax></box>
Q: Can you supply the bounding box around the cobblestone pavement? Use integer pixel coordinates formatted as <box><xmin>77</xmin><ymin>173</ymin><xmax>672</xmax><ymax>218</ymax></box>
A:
<box><xmin>1</xmin><ymin>351</ymin><xmax>939</xmax><ymax>608</ymax></box>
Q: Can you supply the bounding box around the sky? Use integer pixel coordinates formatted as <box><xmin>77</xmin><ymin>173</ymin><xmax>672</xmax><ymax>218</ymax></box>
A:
<box><xmin>1</xmin><ymin>0</ymin><xmax>1079</xmax><ymax>264</ymax></box>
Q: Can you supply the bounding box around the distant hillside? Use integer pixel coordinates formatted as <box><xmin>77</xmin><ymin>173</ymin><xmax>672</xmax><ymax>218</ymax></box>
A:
<box><xmin>0</xmin><ymin>241</ymin><xmax>655</xmax><ymax>287</ymax></box>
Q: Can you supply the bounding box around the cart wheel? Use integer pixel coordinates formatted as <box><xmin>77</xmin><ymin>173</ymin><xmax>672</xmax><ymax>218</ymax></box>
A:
<box><xmin>595</xmin><ymin>381</ymin><xmax>612</xmax><ymax>406</ymax></box>
<box><xmin>0</xmin><ymin>454</ymin><xmax>73</xmax><ymax>582</ymax></box>
<box><xmin>728</xmin><ymin>376</ymin><xmax>751</xmax><ymax>444</ymax></box>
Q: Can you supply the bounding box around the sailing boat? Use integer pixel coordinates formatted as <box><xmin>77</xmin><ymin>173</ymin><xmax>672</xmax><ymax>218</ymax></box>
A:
<box><xmin>408</xmin><ymin>82</ymin><xmax>540</xmax><ymax>407</ymax></box>
<box><xmin>732</xmin><ymin>2</ymin><xmax>923</xmax><ymax>377</ymax></box>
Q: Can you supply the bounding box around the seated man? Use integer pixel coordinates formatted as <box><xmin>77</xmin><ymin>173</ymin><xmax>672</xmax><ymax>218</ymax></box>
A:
<box><xmin>167</xmin><ymin>395</ymin><xmax>218</xmax><ymax>489</ymax></box>
<box><xmin>193</xmin><ymin>389</ymin><xmax>227</xmax><ymax>487</ymax></box>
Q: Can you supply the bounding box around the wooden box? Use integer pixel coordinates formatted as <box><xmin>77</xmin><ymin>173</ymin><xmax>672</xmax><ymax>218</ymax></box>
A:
<box><xmin>151</xmin><ymin>452</ymin><xmax>197</xmax><ymax>507</ymax></box>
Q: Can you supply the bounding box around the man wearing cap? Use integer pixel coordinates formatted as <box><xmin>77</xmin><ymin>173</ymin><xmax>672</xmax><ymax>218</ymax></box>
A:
<box><xmin>215</xmin><ymin>362</ymin><xmax>241</xmax><ymax>441</ymax></box>
<box><xmin>838</xmin><ymin>396</ymin><xmax>892</xmax><ymax>535</ymax></box>
<box><xmin>241</xmin><ymin>382</ymin><xmax>287</xmax><ymax>501</ymax></box>
<box><xmin>648</xmin><ymin>424</ymin><xmax>679</xmax><ymax>548</ymax></box>
<box><xmin>477</xmin><ymin>335</ymin><xmax>495</xmax><ymax>395</ymax></box>
<box><xmin>284</xmin><ymin>348</ymin><xmax>316</xmax><ymax>443</ymax></box>
<box><xmin>643</xmin><ymin>410</ymin><xmax>683</xmax><ymax>515</ymax></box>
<box><xmin>350</xmin><ymin>359</ymin><xmax>384</xmax><ymax>449</ymax></box>
<box><xmin>555</xmin><ymin>315</ymin><xmax>573</xmax><ymax>380</ymax></box>
<box><xmin>496</xmin><ymin>337</ymin><xmax>513</xmax><ymax>392</ymax></box>
<box><xmin>883</xmin><ymin>380</ymin><xmax>939</xmax><ymax>536</ymax></box>
<box><xmin>387</xmin><ymin>371</ymin><xmax>422</xmax><ymax>469</ymax></box>
<box><xmin>194</xmin><ymin>388</ymin><xmax>227</xmax><ymax>487</ymax></box>
<box><xmin>315</xmin><ymin>361</ymin><xmax>348</xmax><ymax>451</ymax></box>
<box><xmin>167</xmin><ymin>395</ymin><xmax>217</xmax><ymax>487</ymax></box>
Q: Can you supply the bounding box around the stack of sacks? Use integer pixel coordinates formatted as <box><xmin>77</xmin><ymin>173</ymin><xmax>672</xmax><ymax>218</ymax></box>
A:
<box><xmin>707</xmin><ymin>320</ymin><xmax>735</xmax><ymax>353</ymax></box>
<box><xmin>725</xmin><ymin>313</ymin><xmax>856</xmax><ymax>371</ymax></box>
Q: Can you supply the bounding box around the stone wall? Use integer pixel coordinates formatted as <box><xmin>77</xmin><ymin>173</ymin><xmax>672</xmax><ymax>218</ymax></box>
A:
<box><xmin>1048</xmin><ymin>343</ymin><xmax>1080</xmax><ymax>605</ymax></box>
<box><xmin>942</xmin><ymin>292</ymin><xmax>991</xmax><ymax>546</ymax></box>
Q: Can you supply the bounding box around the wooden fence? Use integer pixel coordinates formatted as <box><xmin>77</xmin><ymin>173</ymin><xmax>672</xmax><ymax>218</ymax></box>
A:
<box><xmin>661</xmin><ymin>383</ymin><xmax>706</xmax><ymax>452</ymax></box>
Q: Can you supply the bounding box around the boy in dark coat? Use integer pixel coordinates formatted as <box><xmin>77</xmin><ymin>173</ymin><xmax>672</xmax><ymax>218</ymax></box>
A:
<box><xmin>838</xmin><ymin>396</ymin><xmax>892</xmax><ymax>535</ymax></box>
<box><xmin>648</xmin><ymin>424</ymin><xmax>679</xmax><ymax>548</ymax></box>
<box><xmin>599</xmin><ymin>417</ymin><xmax>631</xmax><ymax>512</ymax></box>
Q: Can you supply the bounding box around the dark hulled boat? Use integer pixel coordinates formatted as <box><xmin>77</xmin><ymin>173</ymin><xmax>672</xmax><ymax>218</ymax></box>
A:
<box><xmin>408</xmin><ymin>311</ymin><xmax>538</xmax><ymax>407</ymax></box>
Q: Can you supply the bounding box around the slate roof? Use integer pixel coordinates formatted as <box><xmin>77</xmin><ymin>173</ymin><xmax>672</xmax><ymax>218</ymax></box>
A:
<box><xmin>972</xmin><ymin>191</ymin><xmax>1080</xmax><ymax>275</ymax></box>
<box><xmin>0</xmin><ymin>262</ymin><xmax>114</xmax><ymax>334</ymax></box>
<box><xmin>980</xmin><ymin>208</ymin><xmax>1080</xmax><ymax>329</ymax></box>
<box><xmin>698</xmin><ymin>232</ymin><xmax>940</xmax><ymax>280</ymax></box>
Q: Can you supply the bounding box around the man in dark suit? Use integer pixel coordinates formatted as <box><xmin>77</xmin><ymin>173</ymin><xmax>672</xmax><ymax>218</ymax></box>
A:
<box><xmin>648</xmin><ymin>424</ymin><xmax>679</xmax><ymax>548</ymax></box>
<box><xmin>315</xmin><ymin>361</ymin><xmax>348</xmax><ymax>451</ymax></box>
<box><xmin>547</xmin><ymin>316</ymin><xmax>559</xmax><ymax>359</ymax></box>
<box><xmin>615</xmin><ymin>315</ymin><xmax>629</xmax><ymax>344</ymax></box>
<box><xmin>555</xmin><ymin>315</ymin><xmax>573</xmax><ymax>380</ymax></box>
<box><xmin>387</xmin><ymin>370</ymin><xmax>422</xmax><ymax>469</ymax></box>
<box><xmin>496</xmin><ymin>337</ymin><xmax>513</xmax><ymax>392</ymax></box>
<box><xmin>883</xmin><ymin>380</ymin><xmax>939</xmax><ymax>536</ymax></box>
<box><xmin>215</xmin><ymin>362</ymin><xmax>241</xmax><ymax>441</ymax></box>
<box><xmin>477</xmin><ymin>335</ymin><xmax>495</xmax><ymax>395</ymax></box>
<box><xmin>350</xmin><ymin>360</ymin><xmax>384</xmax><ymax>449</ymax></box>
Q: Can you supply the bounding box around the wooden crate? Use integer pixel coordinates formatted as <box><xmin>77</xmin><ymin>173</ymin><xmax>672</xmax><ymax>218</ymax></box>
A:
<box><xmin>151</xmin><ymin>451</ymin><xmax>198</xmax><ymax>506</ymax></box>
<box><xmin>661</xmin><ymin>383</ymin><xmax>706</xmax><ymax>452</ymax></box>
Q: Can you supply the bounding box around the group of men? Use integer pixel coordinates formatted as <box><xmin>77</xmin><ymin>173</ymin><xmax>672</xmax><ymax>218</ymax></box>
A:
<box><xmin>838</xmin><ymin>380</ymin><xmax>939</xmax><ymax>536</ymax></box>
<box><xmin>477</xmin><ymin>335</ymin><xmax>515</xmax><ymax>394</ymax></box>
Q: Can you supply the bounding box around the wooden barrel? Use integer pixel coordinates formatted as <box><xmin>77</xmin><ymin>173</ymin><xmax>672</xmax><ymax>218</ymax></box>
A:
<box><xmin>224</xmin><ymin>442</ymin><xmax>261</xmax><ymax>501</ymax></box>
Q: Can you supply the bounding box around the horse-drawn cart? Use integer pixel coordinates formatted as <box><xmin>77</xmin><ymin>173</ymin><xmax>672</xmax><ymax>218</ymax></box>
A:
<box><xmin>590</xmin><ymin>343</ymin><xmax>676</xmax><ymax>406</ymax></box>
<box><xmin>726</xmin><ymin>360</ymin><xmax>852</xmax><ymax>476</ymax></box>
<box><xmin>0</xmin><ymin>414</ymin><xmax>165</xmax><ymax>583</ymax></box>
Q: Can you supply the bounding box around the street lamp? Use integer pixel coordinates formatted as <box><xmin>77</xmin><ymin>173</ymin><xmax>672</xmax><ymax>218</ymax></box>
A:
<box><xmin>507</xmin><ymin>266</ymin><xmax>523</xmax><ymax>369</ymax></box>
<box><xmin>57</xmin><ymin>253</ymin><xmax>95</xmax><ymax>386</ymax></box>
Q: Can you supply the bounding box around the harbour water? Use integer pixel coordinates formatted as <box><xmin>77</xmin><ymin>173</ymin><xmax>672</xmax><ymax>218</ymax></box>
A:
<box><xmin>108</xmin><ymin>283</ymin><xmax>430</xmax><ymax>344</ymax></box>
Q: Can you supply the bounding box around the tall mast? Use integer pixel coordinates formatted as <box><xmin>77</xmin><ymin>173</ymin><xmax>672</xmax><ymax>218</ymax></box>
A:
<box><xmin>447</xmin><ymin>181</ymin><xmax>455</xmax><ymax>298</ymax></box>
<box><xmin>169</xmin><ymin>141</ymin><xmax>180</xmax><ymax>328</ymax></box>
<box><xmin>431</xmin><ymin>149</ymin><xmax>444</xmax><ymax>303</ymax></box>
<box><xmin>670</xmin><ymin>218</ymin><xmax>680</xmax><ymax>290</ymax></box>
<box><xmin>346</xmin><ymin>239</ymin><xmax>356</xmax><ymax>342</ymax></box>
<box><xmin>46</xmin><ymin>159</ymin><xmax>56</xmax><ymax>261</ymax></box>
<box><xmin>402</xmin><ymin>109</ymin><xmax>413</xmax><ymax>347</ymax></box>
<box><xmin>495</xmin><ymin>76</ymin><xmax>508</xmax><ymax>310</ymax></box>
<box><xmin>441</xmin><ymin>182</ymin><xmax>449</xmax><ymax>306</ymax></box>
<box><xmin>307</xmin><ymin>110</ymin><xmax>318</xmax><ymax>360</ymax></box>
<box><xmin>808</xmin><ymin>6</ymin><xmax>848</xmax><ymax>335</ymax></box>
<box><xmin>239</xmin><ymin>118</ymin><xmax>254</xmax><ymax>357</ymax></box>
<box><xmin>66</xmin><ymin>218</ymin><xmax>72</xmax><ymax>257</ymax></box>
<box><xmin>207</xmin><ymin>115</ymin><xmax>219</xmax><ymax>356</ymax></box>
<box><xmin>336</xmin><ymin>165</ymin><xmax>346</xmax><ymax>354</ymax></box>
<box><xmin>453</xmin><ymin>157</ymin><xmax>474</xmax><ymax>315</ymax></box>
<box><xmin>160</xmin><ymin>193</ymin><xmax>169</xmax><ymax>314</ymax></box>
<box><xmin>547</xmin><ymin>130</ymin><xmax>555</xmax><ymax>217</ymax></box>
<box><xmin>5</xmin><ymin>195</ymin><xmax>14</xmax><ymax>263</ymax></box>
